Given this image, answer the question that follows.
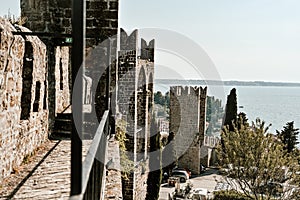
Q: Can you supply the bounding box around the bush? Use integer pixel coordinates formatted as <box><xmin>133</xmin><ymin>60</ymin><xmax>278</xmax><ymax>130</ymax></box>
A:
<box><xmin>213</xmin><ymin>190</ymin><xmax>251</xmax><ymax>200</ymax></box>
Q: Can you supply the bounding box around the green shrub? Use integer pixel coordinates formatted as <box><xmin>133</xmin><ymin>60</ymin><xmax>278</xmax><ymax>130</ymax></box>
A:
<box><xmin>213</xmin><ymin>190</ymin><xmax>252</xmax><ymax>200</ymax></box>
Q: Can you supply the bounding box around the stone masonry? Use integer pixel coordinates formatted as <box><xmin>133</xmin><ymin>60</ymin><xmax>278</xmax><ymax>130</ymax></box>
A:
<box><xmin>54</xmin><ymin>46</ymin><xmax>70</xmax><ymax>114</ymax></box>
<box><xmin>117</xmin><ymin>29</ymin><xmax>155</xmax><ymax>200</ymax></box>
<box><xmin>0</xmin><ymin>1</ymin><xmax>160</xmax><ymax>199</ymax></box>
<box><xmin>104</xmin><ymin>138</ymin><xmax>123</xmax><ymax>199</ymax></box>
<box><xmin>0</xmin><ymin>18</ymin><xmax>48</xmax><ymax>181</ymax></box>
<box><xmin>21</xmin><ymin>0</ymin><xmax>119</xmax><ymax>129</ymax></box>
<box><xmin>169</xmin><ymin>86</ymin><xmax>207</xmax><ymax>175</ymax></box>
<box><xmin>0</xmin><ymin>140</ymin><xmax>92</xmax><ymax>199</ymax></box>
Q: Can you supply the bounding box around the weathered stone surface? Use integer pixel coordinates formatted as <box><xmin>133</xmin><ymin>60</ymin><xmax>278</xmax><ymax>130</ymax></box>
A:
<box><xmin>104</xmin><ymin>139</ymin><xmax>122</xmax><ymax>200</ymax></box>
<box><xmin>0</xmin><ymin>18</ymin><xmax>48</xmax><ymax>182</ymax></box>
<box><xmin>0</xmin><ymin>1</ymin><xmax>159</xmax><ymax>200</ymax></box>
<box><xmin>169</xmin><ymin>86</ymin><xmax>207</xmax><ymax>175</ymax></box>
<box><xmin>55</xmin><ymin>47</ymin><xmax>70</xmax><ymax>114</ymax></box>
<box><xmin>0</xmin><ymin>140</ymin><xmax>92</xmax><ymax>200</ymax></box>
<box><xmin>117</xmin><ymin>30</ymin><xmax>155</xmax><ymax>200</ymax></box>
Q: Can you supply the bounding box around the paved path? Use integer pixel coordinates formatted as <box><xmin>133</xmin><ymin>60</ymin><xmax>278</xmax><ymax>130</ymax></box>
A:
<box><xmin>159</xmin><ymin>169</ymin><xmax>224</xmax><ymax>200</ymax></box>
<box><xmin>0</xmin><ymin>140</ymin><xmax>91</xmax><ymax>200</ymax></box>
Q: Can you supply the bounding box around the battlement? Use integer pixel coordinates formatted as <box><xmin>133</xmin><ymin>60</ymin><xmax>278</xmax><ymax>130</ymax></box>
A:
<box><xmin>120</xmin><ymin>28</ymin><xmax>138</xmax><ymax>51</ymax></box>
<box><xmin>140</xmin><ymin>38</ymin><xmax>154</xmax><ymax>61</ymax></box>
<box><xmin>170</xmin><ymin>86</ymin><xmax>207</xmax><ymax>97</ymax></box>
<box><xmin>120</xmin><ymin>29</ymin><xmax>155</xmax><ymax>62</ymax></box>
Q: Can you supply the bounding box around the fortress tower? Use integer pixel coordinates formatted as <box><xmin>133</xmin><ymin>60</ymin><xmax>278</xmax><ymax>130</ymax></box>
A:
<box><xmin>117</xmin><ymin>29</ymin><xmax>155</xmax><ymax>200</ymax></box>
<box><xmin>169</xmin><ymin>86</ymin><xmax>207</xmax><ymax>174</ymax></box>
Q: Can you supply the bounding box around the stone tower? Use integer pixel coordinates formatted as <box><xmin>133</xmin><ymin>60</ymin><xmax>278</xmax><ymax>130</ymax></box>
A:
<box><xmin>169</xmin><ymin>86</ymin><xmax>207</xmax><ymax>174</ymax></box>
<box><xmin>117</xmin><ymin>29</ymin><xmax>155</xmax><ymax>200</ymax></box>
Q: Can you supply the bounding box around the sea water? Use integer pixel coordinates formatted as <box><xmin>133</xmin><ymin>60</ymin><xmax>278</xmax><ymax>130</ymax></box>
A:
<box><xmin>155</xmin><ymin>83</ymin><xmax>300</xmax><ymax>135</ymax></box>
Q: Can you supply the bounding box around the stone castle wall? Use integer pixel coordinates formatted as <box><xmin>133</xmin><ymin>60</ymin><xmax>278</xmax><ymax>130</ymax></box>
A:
<box><xmin>0</xmin><ymin>18</ymin><xmax>48</xmax><ymax>181</ymax></box>
<box><xmin>104</xmin><ymin>139</ymin><xmax>123</xmax><ymax>199</ymax></box>
<box><xmin>55</xmin><ymin>46</ymin><xmax>70</xmax><ymax>113</ymax></box>
<box><xmin>21</xmin><ymin>0</ymin><xmax>119</xmax><ymax>123</ymax></box>
<box><xmin>21</xmin><ymin>0</ymin><xmax>72</xmax><ymax>34</ymax></box>
<box><xmin>134</xmin><ymin>160</ymin><xmax>149</xmax><ymax>200</ymax></box>
<box><xmin>169</xmin><ymin>86</ymin><xmax>207</xmax><ymax>175</ymax></box>
<box><xmin>3</xmin><ymin>1</ymin><xmax>156</xmax><ymax>199</ymax></box>
<box><xmin>117</xmin><ymin>29</ymin><xmax>155</xmax><ymax>200</ymax></box>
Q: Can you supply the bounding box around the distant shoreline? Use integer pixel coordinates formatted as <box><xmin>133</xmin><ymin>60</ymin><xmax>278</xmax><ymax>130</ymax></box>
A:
<box><xmin>155</xmin><ymin>79</ymin><xmax>300</xmax><ymax>87</ymax></box>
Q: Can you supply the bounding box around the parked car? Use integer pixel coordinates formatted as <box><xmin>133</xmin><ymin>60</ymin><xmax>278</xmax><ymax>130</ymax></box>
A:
<box><xmin>172</xmin><ymin>167</ymin><xmax>191</xmax><ymax>178</ymax></box>
<box><xmin>171</xmin><ymin>171</ymin><xmax>189</xmax><ymax>183</ymax></box>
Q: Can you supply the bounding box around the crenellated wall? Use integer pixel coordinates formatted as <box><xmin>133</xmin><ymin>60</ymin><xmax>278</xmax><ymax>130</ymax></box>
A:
<box><xmin>0</xmin><ymin>18</ymin><xmax>48</xmax><ymax>181</ymax></box>
<box><xmin>117</xmin><ymin>29</ymin><xmax>155</xmax><ymax>200</ymax></box>
<box><xmin>169</xmin><ymin>86</ymin><xmax>207</xmax><ymax>174</ymax></box>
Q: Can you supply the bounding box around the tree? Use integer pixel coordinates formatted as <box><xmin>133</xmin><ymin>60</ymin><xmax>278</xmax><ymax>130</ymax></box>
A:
<box><xmin>146</xmin><ymin>115</ymin><xmax>162</xmax><ymax>200</ymax></box>
<box><xmin>218</xmin><ymin>118</ymin><xmax>300</xmax><ymax>200</ymax></box>
<box><xmin>162</xmin><ymin>131</ymin><xmax>177</xmax><ymax>175</ymax></box>
<box><xmin>276</xmin><ymin>121</ymin><xmax>299</xmax><ymax>154</ymax></box>
<box><xmin>115</xmin><ymin>119</ymin><xmax>135</xmax><ymax>180</ymax></box>
<box><xmin>236</xmin><ymin>112</ymin><xmax>249</xmax><ymax>130</ymax></box>
<box><xmin>154</xmin><ymin>91</ymin><xmax>164</xmax><ymax>106</ymax></box>
<box><xmin>223</xmin><ymin>88</ymin><xmax>237</xmax><ymax>132</ymax></box>
<box><xmin>164</xmin><ymin>91</ymin><xmax>170</xmax><ymax>109</ymax></box>
<box><xmin>221</xmin><ymin>88</ymin><xmax>237</xmax><ymax>153</ymax></box>
<box><xmin>206</xmin><ymin>96</ymin><xmax>224</xmax><ymax>135</ymax></box>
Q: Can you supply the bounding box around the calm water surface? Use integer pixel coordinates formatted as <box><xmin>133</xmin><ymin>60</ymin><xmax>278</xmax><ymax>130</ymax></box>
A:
<box><xmin>155</xmin><ymin>84</ymin><xmax>300</xmax><ymax>134</ymax></box>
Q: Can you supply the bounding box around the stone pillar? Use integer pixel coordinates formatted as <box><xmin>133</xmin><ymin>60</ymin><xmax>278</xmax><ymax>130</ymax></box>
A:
<box><xmin>117</xmin><ymin>29</ymin><xmax>138</xmax><ymax>200</ymax></box>
<box><xmin>46</xmin><ymin>41</ymin><xmax>56</xmax><ymax>132</ymax></box>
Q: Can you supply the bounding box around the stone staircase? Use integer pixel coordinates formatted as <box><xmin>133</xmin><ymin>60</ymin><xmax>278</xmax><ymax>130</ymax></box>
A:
<box><xmin>50</xmin><ymin>113</ymin><xmax>72</xmax><ymax>140</ymax></box>
<box><xmin>50</xmin><ymin>113</ymin><xmax>99</xmax><ymax>140</ymax></box>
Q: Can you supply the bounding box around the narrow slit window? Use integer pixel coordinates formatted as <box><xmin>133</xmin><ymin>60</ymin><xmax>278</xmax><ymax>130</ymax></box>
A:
<box><xmin>33</xmin><ymin>81</ymin><xmax>41</xmax><ymax>112</ymax></box>
<box><xmin>20</xmin><ymin>41</ymin><xmax>34</xmax><ymax>120</ymax></box>
<box><xmin>43</xmin><ymin>80</ymin><xmax>47</xmax><ymax>110</ymax></box>
<box><xmin>60</xmin><ymin>58</ymin><xmax>63</xmax><ymax>90</ymax></box>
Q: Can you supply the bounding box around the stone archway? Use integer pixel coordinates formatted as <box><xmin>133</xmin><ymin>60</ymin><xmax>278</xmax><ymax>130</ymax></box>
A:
<box><xmin>147</xmin><ymin>73</ymin><xmax>153</xmax><ymax>113</ymax></box>
<box><xmin>137</xmin><ymin>67</ymin><xmax>147</xmax><ymax>161</ymax></box>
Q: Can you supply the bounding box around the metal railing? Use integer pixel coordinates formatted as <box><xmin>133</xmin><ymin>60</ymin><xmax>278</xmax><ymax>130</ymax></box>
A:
<box><xmin>70</xmin><ymin>110</ymin><xmax>109</xmax><ymax>200</ymax></box>
<box><xmin>61</xmin><ymin>104</ymin><xmax>71</xmax><ymax>113</ymax></box>
<box><xmin>70</xmin><ymin>0</ymin><xmax>112</xmax><ymax>199</ymax></box>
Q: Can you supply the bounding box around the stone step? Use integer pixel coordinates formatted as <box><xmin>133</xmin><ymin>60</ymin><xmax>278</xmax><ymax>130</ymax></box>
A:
<box><xmin>51</xmin><ymin>113</ymin><xmax>72</xmax><ymax>140</ymax></box>
<box><xmin>51</xmin><ymin>111</ymin><xmax>100</xmax><ymax>140</ymax></box>
<box><xmin>54</xmin><ymin>119</ymin><xmax>72</xmax><ymax>132</ymax></box>
<box><xmin>49</xmin><ymin>130</ymin><xmax>71</xmax><ymax>140</ymax></box>
<box><xmin>56</xmin><ymin>113</ymin><xmax>72</xmax><ymax>120</ymax></box>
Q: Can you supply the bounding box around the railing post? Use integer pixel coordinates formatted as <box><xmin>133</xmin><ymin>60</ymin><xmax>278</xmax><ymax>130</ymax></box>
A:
<box><xmin>71</xmin><ymin>0</ymin><xmax>85</xmax><ymax>195</ymax></box>
<box><xmin>106</xmin><ymin>39</ymin><xmax>111</xmax><ymax>110</ymax></box>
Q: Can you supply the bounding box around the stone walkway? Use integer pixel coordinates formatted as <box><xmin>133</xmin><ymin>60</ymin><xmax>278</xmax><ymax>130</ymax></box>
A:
<box><xmin>0</xmin><ymin>140</ymin><xmax>92</xmax><ymax>200</ymax></box>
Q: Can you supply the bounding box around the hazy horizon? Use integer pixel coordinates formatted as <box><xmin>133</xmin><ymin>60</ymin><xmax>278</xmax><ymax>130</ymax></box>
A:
<box><xmin>155</xmin><ymin>78</ymin><xmax>300</xmax><ymax>84</ymax></box>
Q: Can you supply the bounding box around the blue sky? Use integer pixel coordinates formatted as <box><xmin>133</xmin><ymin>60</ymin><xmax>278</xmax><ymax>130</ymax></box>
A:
<box><xmin>119</xmin><ymin>0</ymin><xmax>300</xmax><ymax>82</ymax></box>
<box><xmin>2</xmin><ymin>0</ymin><xmax>300</xmax><ymax>82</ymax></box>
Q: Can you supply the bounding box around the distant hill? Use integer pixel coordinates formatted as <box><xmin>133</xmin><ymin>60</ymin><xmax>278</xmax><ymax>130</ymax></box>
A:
<box><xmin>155</xmin><ymin>79</ymin><xmax>300</xmax><ymax>87</ymax></box>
